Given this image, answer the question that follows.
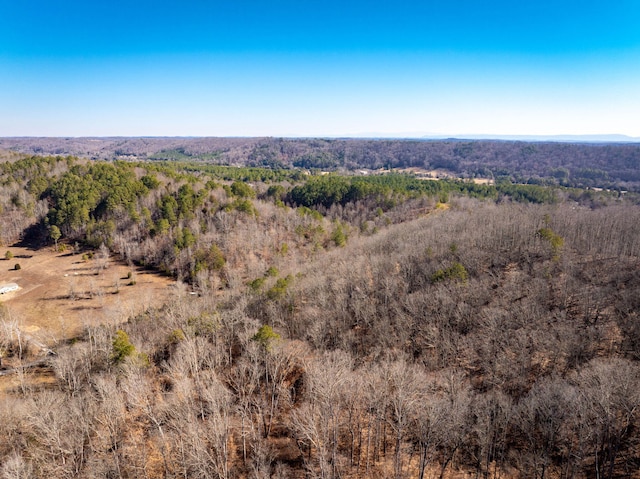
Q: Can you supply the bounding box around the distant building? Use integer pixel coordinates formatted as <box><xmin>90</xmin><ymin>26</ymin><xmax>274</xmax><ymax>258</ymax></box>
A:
<box><xmin>0</xmin><ymin>283</ymin><xmax>18</xmax><ymax>294</ymax></box>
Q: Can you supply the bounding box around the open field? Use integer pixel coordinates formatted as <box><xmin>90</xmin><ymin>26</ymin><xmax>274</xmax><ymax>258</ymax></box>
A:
<box><xmin>0</xmin><ymin>245</ymin><xmax>175</xmax><ymax>344</ymax></box>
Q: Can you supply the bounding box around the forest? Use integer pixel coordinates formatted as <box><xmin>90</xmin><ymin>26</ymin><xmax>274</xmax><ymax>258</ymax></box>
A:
<box><xmin>2</xmin><ymin>137</ymin><xmax>640</xmax><ymax>191</ymax></box>
<box><xmin>0</xmin><ymin>150</ymin><xmax>639</xmax><ymax>479</ymax></box>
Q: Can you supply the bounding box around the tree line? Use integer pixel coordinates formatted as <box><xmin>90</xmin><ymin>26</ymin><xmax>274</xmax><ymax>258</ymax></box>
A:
<box><xmin>3</xmin><ymin>137</ymin><xmax>640</xmax><ymax>190</ymax></box>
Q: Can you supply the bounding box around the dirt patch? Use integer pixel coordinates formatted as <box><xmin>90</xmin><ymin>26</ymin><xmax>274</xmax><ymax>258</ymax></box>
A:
<box><xmin>471</xmin><ymin>177</ymin><xmax>494</xmax><ymax>185</ymax></box>
<box><xmin>0</xmin><ymin>246</ymin><xmax>175</xmax><ymax>345</ymax></box>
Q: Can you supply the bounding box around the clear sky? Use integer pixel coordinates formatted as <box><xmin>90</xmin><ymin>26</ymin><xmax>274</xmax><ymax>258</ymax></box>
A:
<box><xmin>1</xmin><ymin>0</ymin><xmax>639</xmax><ymax>137</ymax></box>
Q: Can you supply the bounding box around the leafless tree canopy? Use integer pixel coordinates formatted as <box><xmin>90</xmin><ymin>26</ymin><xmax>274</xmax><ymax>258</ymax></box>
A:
<box><xmin>1</xmin><ymin>149</ymin><xmax>640</xmax><ymax>478</ymax></box>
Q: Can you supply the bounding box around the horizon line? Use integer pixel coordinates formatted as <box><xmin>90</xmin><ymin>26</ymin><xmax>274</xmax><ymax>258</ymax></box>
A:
<box><xmin>2</xmin><ymin>133</ymin><xmax>640</xmax><ymax>143</ymax></box>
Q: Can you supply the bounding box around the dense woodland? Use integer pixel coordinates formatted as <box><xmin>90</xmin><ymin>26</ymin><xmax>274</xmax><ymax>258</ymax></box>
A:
<box><xmin>1</xmin><ymin>137</ymin><xmax>640</xmax><ymax>191</ymax></box>
<box><xmin>0</xmin><ymin>151</ymin><xmax>640</xmax><ymax>479</ymax></box>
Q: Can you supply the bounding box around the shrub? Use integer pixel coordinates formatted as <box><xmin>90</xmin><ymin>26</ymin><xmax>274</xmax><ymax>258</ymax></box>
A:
<box><xmin>14</xmin><ymin>263</ymin><xmax>21</xmax><ymax>271</ymax></box>
<box><xmin>297</xmin><ymin>206</ymin><xmax>323</xmax><ymax>221</ymax></box>
<box><xmin>111</xmin><ymin>330</ymin><xmax>135</xmax><ymax>363</ymax></box>
<box><xmin>248</xmin><ymin>277</ymin><xmax>266</xmax><ymax>292</ymax></box>
<box><xmin>252</xmin><ymin>325</ymin><xmax>281</xmax><ymax>351</ymax></box>
<box><xmin>265</xmin><ymin>266</ymin><xmax>279</xmax><ymax>277</ymax></box>
<box><xmin>4</xmin><ymin>251</ymin><xmax>13</xmax><ymax>260</ymax></box>
<box><xmin>537</xmin><ymin>227</ymin><xmax>564</xmax><ymax>256</ymax></box>
<box><xmin>232</xmin><ymin>199</ymin><xmax>257</xmax><ymax>216</ymax></box>
<box><xmin>431</xmin><ymin>262</ymin><xmax>468</xmax><ymax>284</ymax></box>
<box><xmin>194</xmin><ymin>244</ymin><xmax>226</xmax><ymax>272</ymax></box>
<box><xmin>267</xmin><ymin>275</ymin><xmax>293</xmax><ymax>300</ymax></box>
<box><xmin>332</xmin><ymin>224</ymin><xmax>347</xmax><ymax>247</ymax></box>
<box><xmin>167</xmin><ymin>329</ymin><xmax>186</xmax><ymax>344</ymax></box>
<box><xmin>266</xmin><ymin>184</ymin><xmax>285</xmax><ymax>200</ymax></box>
<box><xmin>230</xmin><ymin>181</ymin><xmax>256</xmax><ymax>198</ymax></box>
<box><xmin>140</xmin><ymin>174</ymin><xmax>160</xmax><ymax>190</ymax></box>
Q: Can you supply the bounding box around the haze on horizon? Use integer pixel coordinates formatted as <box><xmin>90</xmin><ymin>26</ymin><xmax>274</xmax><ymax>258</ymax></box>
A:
<box><xmin>1</xmin><ymin>1</ymin><xmax>639</xmax><ymax>138</ymax></box>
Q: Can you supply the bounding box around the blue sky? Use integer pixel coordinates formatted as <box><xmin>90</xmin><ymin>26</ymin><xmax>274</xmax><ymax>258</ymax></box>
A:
<box><xmin>1</xmin><ymin>1</ymin><xmax>639</xmax><ymax>137</ymax></box>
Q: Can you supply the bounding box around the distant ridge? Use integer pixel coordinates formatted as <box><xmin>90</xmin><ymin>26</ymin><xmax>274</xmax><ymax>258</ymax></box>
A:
<box><xmin>2</xmin><ymin>136</ymin><xmax>640</xmax><ymax>192</ymax></box>
<box><xmin>2</xmin><ymin>134</ymin><xmax>639</xmax><ymax>143</ymax></box>
<box><xmin>320</xmin><ymin>132</ymin><xmax>640</xmax><ymax>142</ymax></box>
<box><xmin>420</xmin><ymin>134</ymin><xmax>640</xmax><ymax>143</ymax></box>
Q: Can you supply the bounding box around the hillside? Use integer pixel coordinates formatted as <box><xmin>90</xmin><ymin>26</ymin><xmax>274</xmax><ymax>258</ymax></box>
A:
<box><xmin>0</xmin><ymin>154</ymin><xmax>639</xmax><ymax>479</ymax></box>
